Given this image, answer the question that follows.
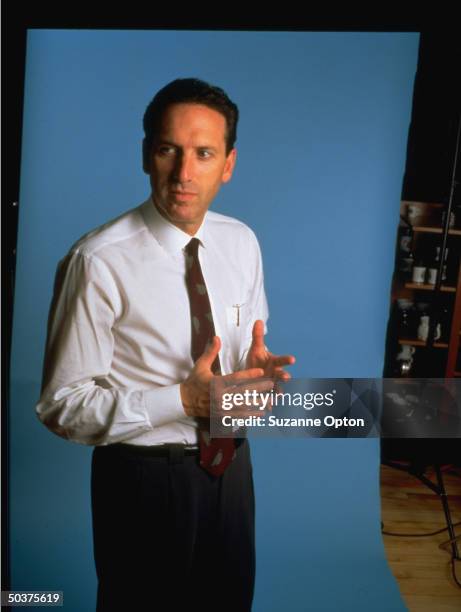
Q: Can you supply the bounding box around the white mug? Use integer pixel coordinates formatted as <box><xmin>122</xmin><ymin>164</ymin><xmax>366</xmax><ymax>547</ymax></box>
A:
<box><xmin>397</xmin><ymin>345</ymin><xmax>415</xmax><ymax>361</ymax></box>
<box><xmin>412</xmin><ymin>266</ymin><xmax>426</xmax><ymax>284</ymax></box>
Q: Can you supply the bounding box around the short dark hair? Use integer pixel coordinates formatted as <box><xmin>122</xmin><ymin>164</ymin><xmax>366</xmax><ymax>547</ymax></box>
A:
<box><xmin>142</xmin><ymin>78</ymin><xmax>239</xmax><ymax>167</ymax></box>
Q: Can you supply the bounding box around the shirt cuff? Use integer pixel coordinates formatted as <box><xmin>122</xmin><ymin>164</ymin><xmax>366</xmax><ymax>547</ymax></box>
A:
<box><xmin>142</xmin><ymin>384</ymin><xmax>186</xmax><ymax>427</ymax></box>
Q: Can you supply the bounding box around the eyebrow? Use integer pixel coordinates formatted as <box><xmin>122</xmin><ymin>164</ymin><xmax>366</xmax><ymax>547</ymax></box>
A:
<box><xmin>156</xmin><ymin>139</ymin><xmax>218</xmax><ymax>152</ymax></box>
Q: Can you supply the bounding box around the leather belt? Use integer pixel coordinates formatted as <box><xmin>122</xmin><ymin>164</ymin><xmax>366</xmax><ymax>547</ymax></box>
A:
<box><xmin>103</xmin><ymin>443</ymin><xmax>200</xmax><ymax>459</ymax></box>
<box><xmin>97</xmin><ymin>438</ymin><xmax>245</xmax><ymax>462</ymax></box>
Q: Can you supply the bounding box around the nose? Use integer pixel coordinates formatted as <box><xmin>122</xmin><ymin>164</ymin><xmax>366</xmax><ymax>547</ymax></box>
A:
<box><xmin>173</xmin><ymin>151</ymin><xmax>193</xmax><ymax>184</ymax></box>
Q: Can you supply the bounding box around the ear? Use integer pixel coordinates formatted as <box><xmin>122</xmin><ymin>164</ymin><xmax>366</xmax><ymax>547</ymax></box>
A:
<box><xmin>142</xmin><ymin>138</ymin><xmax>150</xmax><ymax>174</ymax></box>
<box><xmin>222</xmin><ymin>148</ymin><xmax>237</xmax><ymax>184</ymax></box>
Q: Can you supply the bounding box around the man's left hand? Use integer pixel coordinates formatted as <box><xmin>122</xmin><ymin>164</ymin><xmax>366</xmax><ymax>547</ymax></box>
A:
<box><xmin>246</xmin><ymin>320</ymin><xmax>295</xmax><ymax>380</ymax></box>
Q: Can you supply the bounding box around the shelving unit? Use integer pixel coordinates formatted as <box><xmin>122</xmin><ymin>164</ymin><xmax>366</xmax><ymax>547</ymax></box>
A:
<box><xmin>412</xmin><ymin>226</ymin><xmax>461</xmax><ymax>236</ymax></box>
<box><xmin>398</xmin><ymin>339</ymin><xmax>449</xmax><ymax>349</ymax></box>
<box><xmin>404</xmin><ymin>282</ymin><xmax>456</xmax><ymax>292</ymax></box>
<box><xmin>386</xmin><ymin>200</ymin><xmax>461</xmax><ymax>378</ymax></box>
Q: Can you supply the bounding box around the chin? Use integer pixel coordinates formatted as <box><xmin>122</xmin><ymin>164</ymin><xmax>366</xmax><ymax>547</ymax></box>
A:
<box><xmin>169</xmin><ymin>207</ymin><xmax>195</xmax><ymax>223</ymax></box>
<box><xmin>154</xmin><ymin>199</ymin><xmax>203</xmax><ymax>232</ymax></box>
<box><xmin>169</xmin><ymin>208</ymin><xmax>201</xmax><ymax>230</ymax></box>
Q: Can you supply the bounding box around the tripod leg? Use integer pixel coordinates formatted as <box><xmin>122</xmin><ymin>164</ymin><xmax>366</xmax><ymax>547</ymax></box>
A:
<box><xmin>434</xmin><ymin>464</ymin><xmax>460</xmax><ymax>561</ymax></box>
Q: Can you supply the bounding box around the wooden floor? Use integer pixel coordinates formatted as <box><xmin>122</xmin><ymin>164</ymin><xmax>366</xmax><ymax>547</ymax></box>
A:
<box><xmin>381</xmin><ymin>464</ymin><xmax>461</xmax><ymax>612</ymax></box>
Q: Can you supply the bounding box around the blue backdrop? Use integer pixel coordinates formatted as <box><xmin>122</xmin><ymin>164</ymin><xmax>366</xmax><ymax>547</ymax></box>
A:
<box><xmin>10</xmin><ymin>30</ymin><xmax>419</xmax><ymax>611</ymax></box>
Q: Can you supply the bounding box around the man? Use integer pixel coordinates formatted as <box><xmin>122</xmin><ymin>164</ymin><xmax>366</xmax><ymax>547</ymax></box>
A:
<box><xmin>36</xmin><ymin>78</ymin><xmax>295</xmax><ymax>611</ymax></box>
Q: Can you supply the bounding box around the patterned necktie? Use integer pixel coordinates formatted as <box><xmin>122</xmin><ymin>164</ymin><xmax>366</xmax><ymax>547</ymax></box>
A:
<box><xmin>184</xmin><ymin>237</ymin><xmax>235</xmax><ymax>476</ymax></box>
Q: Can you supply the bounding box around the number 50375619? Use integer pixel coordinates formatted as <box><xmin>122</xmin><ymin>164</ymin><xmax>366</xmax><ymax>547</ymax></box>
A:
<box><xmin>1</xmin><ymin>591</ymin><xmax>63</xmax><ymax>606</ymax></box>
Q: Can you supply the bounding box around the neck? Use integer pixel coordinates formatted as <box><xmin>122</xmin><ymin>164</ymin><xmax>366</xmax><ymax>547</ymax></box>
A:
<box><xmin>152</xmin><ymin>199</ymin><xmax>203</xmax><ymax>236</ymax></box>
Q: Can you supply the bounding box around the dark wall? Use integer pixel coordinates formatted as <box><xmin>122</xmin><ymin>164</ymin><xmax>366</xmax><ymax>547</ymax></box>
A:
<box><xmin>382</xmin><ymin>32</ymin><xmax>461</xmax><ymax>466</ymax></box>
<box><xmin>402</xmin><ymin>33</ymin><xmax>461</xmax><ymax>204</ymax></box>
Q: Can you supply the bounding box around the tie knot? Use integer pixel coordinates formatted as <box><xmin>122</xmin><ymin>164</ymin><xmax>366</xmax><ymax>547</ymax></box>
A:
<box><xmin>185</xmin><ymin>237</ymin><xmax>200</xmax><ymax>257</ymax></box>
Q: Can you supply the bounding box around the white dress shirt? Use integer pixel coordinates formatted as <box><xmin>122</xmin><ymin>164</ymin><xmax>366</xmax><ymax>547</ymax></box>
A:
<box><xmin>36</xmin><ymin>197</ymin><xmax>269</xmax><ymax>446</ymax></box>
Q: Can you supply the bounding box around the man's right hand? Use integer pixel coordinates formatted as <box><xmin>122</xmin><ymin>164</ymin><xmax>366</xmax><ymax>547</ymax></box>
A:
<box><xmin>180</xmin><ymin>336</ymin><xmax>266</xmax><ymax>418</ymax></box>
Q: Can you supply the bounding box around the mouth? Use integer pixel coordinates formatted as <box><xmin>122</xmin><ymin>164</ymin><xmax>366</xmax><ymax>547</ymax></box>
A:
<box><xmin>170</xmin><ymin>191</ymin><xmax>197</xmax><ymax>202</ymax></box>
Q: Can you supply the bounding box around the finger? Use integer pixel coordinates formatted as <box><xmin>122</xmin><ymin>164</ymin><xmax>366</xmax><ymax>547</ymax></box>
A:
<box><xmin>250</xmin><ymin>320</ymin><xmax>266</xmax><ymax>350</ymax></box>
<box><xmin>270</xmin><ymin>355</ymin><xmax>296</xmax><ymax>367</ymax></box>
<box><xmin>226</xmin><ymin>367</ymin><xmax>265</xmax><ymax>380</ymax></box>
<box><xmin>213</xmin><ymin>368</ymin><xmax>267</xmax><ymax>397</ymax></box>
<box><xmin>273</xmin><ymin>367</ymin><xmax>292</xmax><ymax>381</ymax></box>
<box><xmin>197</xmin><ymin>336</ymin><xmax>221</xmax><ymax>368</ymax></box>
<box><xmin>229</xmin><ymin>379</ymin><xmax>275</xmax><ymax>394</ymax></box>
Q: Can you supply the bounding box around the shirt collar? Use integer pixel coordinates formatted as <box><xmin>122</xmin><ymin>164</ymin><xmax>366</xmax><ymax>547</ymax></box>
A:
<box><xmin>141</xmin><ymin>196</ymin><xmax>207</xmax><ymax>255</ymax></box>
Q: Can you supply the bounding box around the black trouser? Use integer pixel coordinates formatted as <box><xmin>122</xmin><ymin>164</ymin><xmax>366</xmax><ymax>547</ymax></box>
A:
<box><xmin>91</xmin><ymin>439</ymin><xmax>255</xmax><ymax>612</ymax></box>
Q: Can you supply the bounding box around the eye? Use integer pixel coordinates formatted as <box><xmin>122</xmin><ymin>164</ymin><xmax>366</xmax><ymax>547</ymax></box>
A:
<box><xmin>197</xmin><ymin>149</ymin><xmax>212</xmax><ymax>159</ymax></box>
<box><xmin>157</xmin><ymin>145</ymin><xmax>176</xmax><ymax>157</ymax></box>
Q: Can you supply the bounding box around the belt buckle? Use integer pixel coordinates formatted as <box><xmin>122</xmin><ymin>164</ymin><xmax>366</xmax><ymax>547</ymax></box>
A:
<box><xmin>167</xmin><ymin>444</ymin><xmax>183</xmax><ymax>464</ymax></box>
